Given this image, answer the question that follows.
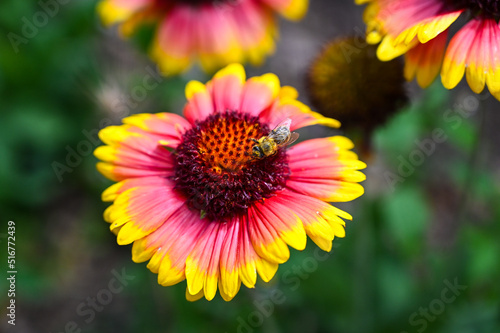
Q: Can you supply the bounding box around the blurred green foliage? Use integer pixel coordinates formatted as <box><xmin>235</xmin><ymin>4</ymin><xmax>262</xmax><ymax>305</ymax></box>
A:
<box><xmin>1</xmin><ymin>1</ymin><xmax>499</xmax><ymax>333</ymax></box>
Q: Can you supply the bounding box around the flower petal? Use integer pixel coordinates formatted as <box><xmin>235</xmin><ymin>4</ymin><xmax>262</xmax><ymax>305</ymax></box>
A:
<box><xmin>441</xmin><ymin>18</ymin><xmax>478</xmax><ymax>90</ymax></box>
<box><xmin>219</xmin><ymin>217</ymin><xmax>242</xmax><ymax>301</ymax></box>
<box><xmin>415</xmin><ymin>10</ymin><xmax>462</xmax><ymax>44</ymax></box>
<box><xmin>101</xmin><ymin>175</ymin><xmax>167</xmax><ymax>202</ymax></box>
<box><xmin>194</xmin><ymin>5</ymin><xmax>244</xmax><ymax>72</ymax></box>
<box><xmin>97</xmin><ymin>0</ymin><xmax>150</xmax><ymax>26</ymax></box>
<box><xmin>185</xmin><ymin>288</ymin><xmax>205</xmax><ymax>302</ymax></box>
<box><xmin>259</xmin><ymin>87</ymin><xmax>340</xmax><ymax>131</ymax></box>
<box><xmin>363</xmin><ymin>1</ymin><xmax>384</xmax><ymax>44</ymax></box>
<box><xmin>254</xmin><ymin>197</ymin><xmax>308</xmax><ymax>251</ymax></box>
<box><xmin>248</xmin><ymin>205</ymin><xmax>290</xmax><ymax>264</ymax></box>
<box><xmin>183</xmin><ymin>81</ymin><xmax>215</xmax><ymax>124</ymax></box>
<box><xmin>240</xmin><ymin>73</ymin><xmax>281</xmax><ymax>116</ymax></box>
<box><xmin>276</xmin><ymin>189</ymin><xmax>351</xmax><ymax>251</ymax></box>
<box><xmin>238</xmin><ymin>214</ymin><xmax>279</xmax><ymax>287</ymax></box>
<box><xmin>440</xmin><ymin>17</ymin><xmax>500</xmax><ymax>99</ymax></box>
<box><xmin>185</xmin><ymin>222</ymin><xmax>230</xmax><ymax>301</ymax></box>
<box><xmin>103</xmin><ymin>178</ymin><xmax>185</xmax><ymax>245</ymax></box>
<box><xmin>405</xmin><ymin>31</ymin><xmax>447</xmax><ymax>88</ymax></box>
<box><xmin>260</xmin><ymin>0</ymin><xmax>308</xmax><ymax>21</ymax></box>
<box><xmin>132</xmin><ymin>207</ymin><xmax>208</xmax><ymax>288</ymax></box>
<box><xmin>123</xmin><ymin>112</ymin><xmax>191</xmax><ymax>145</ymax></box>
<box><xmin>95</xmin><ymin>123</ymin><xmax>175</xmax><ymax>181</ymax></box>
<box><xmin>377</xmin><ymin>34</ymin><xmax>417</xmax><ymax>61</ymax></box>
<box><xmin>209</xmin><ymin>63</ymin><xmax>246</xmax><ymax>113</ymax></box>
<box><xmin>230</xmin><ymin>0</ymin><xmax>276</xmax><ymax>65</ymax></box>
<box><xmin>392</xmin><ymin>10</ymin><xmax>461</xmax><ymax>45</ymax></box>
<box><xmin>376</xmin><ymin>0</ymin><xmax>452</xmax><ymax>37</ymax></box>
<box><xmin>150</xmin><ymin>5</ymin><xmax>196</xmax><ymax>75</ymax></box>
<box><xmin>464</xmin><ymin>18</ymin><xmax>500</xmax><ymax>97</ymax></box>
<box><xmin>287</xmin><ymin>137</ymin><xmax>366</xmax><ymax>202</ymax></box>
<box><xmin>486</xmin><ymin>22</ymin><xmax>500</xmax><ymax>100</ymax></box>
<box><xmin>372</xmin><ymin>0</ymin><xmax>461</xmax><ymax>61</ymax></box>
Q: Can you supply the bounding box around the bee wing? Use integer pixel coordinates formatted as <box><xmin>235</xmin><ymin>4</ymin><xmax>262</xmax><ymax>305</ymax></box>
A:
<box><xmin>283</xmin><ymin>132</ymin><xmax>299</xmax><ymax>147</ymax></box>
<box><xmin>268</xmin><ymin>118</ymin><xmax>292</xmax><ymax>141</ymax></box>
<box><xmin>272</xmin><ymin>118</ymin><xmax>292</xmax><ymax>132</ymax></box>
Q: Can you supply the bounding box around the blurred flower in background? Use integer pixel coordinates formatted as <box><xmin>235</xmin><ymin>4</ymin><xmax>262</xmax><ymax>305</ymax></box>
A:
<box><xmin>94</xmin><ymin>63</ymin><xmax>366</xmax><ymax>301</ymax></box>
<box><xmin>307</xmin><ymin>36</ymin><xmax>408</xmax><ymax>158</ymax></box>
<box><xmin>356</xmin><ymin>0</ymin><xmax>500</xmax><ymax>101</ymax></box>
<box><xmin>98</xmin><ymin>0</ymin><xmax>308</xmax><ymax>75</ymax></box>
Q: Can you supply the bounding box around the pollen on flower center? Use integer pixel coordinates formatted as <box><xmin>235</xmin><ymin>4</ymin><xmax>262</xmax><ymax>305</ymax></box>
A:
<box><xmin>174</xmin><ymin>111</ymin><xmax>290</xmax><ymax>221</ymax></box>
<box><xmin>196</xmin><ymin>111</ymin><xmax>260</xmax><ymax>172</ymax></box>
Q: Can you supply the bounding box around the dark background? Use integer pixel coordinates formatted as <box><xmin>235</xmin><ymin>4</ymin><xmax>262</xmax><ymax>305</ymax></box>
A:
<box><xmin>1</xmin><ymin>1</ymin><xmax>499</xmax><ymax>332</ymax></box>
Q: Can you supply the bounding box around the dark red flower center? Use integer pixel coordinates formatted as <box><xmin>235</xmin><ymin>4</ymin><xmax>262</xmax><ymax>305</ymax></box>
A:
<box><xmin>451</xmin><ymin>0</ymin><xmax>500</xmax><ymax>18</ymax></box>
<box><xmin>173</xmin><ymin>111</ymin><xmax>289</xmax><ymax>221</ymax></box>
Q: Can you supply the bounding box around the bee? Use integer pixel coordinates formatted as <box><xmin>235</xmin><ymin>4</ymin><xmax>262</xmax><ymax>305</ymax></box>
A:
<box><xmin>251</xmin><ymin>118</ymin><xmax>299</xmax><ymax>159</ymax></box>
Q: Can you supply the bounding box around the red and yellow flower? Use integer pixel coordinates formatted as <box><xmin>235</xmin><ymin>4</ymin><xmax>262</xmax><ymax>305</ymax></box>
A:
<box><xmin>356</xmin><ymin>0</ymin><xmax>500</xmax><ymax>101</ymax></box>
<box><xmin>98</xmin><ymin>0</ymin><xmax>308</xmax><ymax>74</ymax></box>
<box><xmin>94</xmin><ymin>64</ymin><xmax>366</xmax><ymax>301</ymax></box>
